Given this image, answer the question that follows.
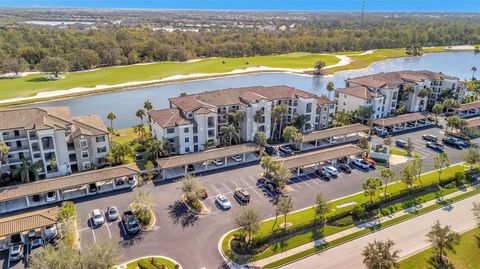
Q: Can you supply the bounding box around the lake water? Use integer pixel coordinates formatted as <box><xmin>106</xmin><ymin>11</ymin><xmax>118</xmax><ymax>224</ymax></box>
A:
<box><xmin>23</xmin><ymin>51</ymin><xmax>480</xmax><ymax>129</ymax></box>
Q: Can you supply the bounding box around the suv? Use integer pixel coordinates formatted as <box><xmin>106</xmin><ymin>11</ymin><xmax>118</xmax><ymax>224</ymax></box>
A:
<box><xmin>9</xmin><ymin>244</ymin><xmax>23</xmax><ymax>262</ymax></box>
<box><xmin>265</xmin><ymin>146</ymin><xmax>278</xmax><ymax>156</ymax></box>
<box><xmin>426</xmin><ymin>142</ymin><xmax>444</xmax><ymax>152</ymax></box>
<box><xmin>234</xmin><ymin>188</ymin><xmax>250</xmax><ymax>204</ymax></box>
<box><xmin>122</xmin><ymin>211</ymin><xmax>141</xmax><ymax>235</ymax></box>
<box><xmin>315</xmin><ymin>169</ymin><xmax>332</xmax><ymax>181</ymax></box>
<box><xmin>442</xmin><ymin>137</ymin><xmax>464</xmax><ymax>149</ymax></box>
<box><xmin>422</xmin><ymin>134</ymin><xmax>438</xmax><ymax>142</ymax></box>
<box><xmin>279</xmin><ymin>145</ymin><xmax>294</xmax><ymax>155</ymax></box>
<box><xmin>337</xmin><ymin>163</ymin><xmax>352</xmax><ymax>174</ymax></box>
<box><xmin>395</xmin><ymin>140</ymin><xmax>408</xmax><ymax>148</ymax></box>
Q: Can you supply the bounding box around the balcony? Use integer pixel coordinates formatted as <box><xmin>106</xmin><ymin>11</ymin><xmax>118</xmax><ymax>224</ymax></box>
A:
<box><xmin>29</xmin><ymin>133</ymin><xmax>38</xmax><ymax>140</ymax></box>
<box><xmin>8</xmin><ymin>145</ymin><xmax>30</xmax><ymax>153</ymax></box>
<box><xmin>2</xmin><ymin>133</ymin><xmax>27</xmax><ymax>141</ymax></box>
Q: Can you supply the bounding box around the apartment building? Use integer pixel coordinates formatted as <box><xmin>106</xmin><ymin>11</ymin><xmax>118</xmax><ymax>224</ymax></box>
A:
<box><xmin>148</xmin><ymin>86</ymin><xmax>334</xmax><ymax>155</ymax></box>
<box><xmin>0</xmin><ymin>107</ymin><xmax>110</xmax><ymax>180</ymax></box>
<box><xmin>336</xmin><ymin>70</ymin><xmax>466</xmax><ymax>119</ymax></box>
<box><xmin>315</xmin><ymin>97</ymin><xmax>336</xmax><ymax>130</ymax></box>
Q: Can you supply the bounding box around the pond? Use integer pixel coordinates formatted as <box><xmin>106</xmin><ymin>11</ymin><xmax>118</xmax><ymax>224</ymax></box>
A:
<box><xmin>23</xmin><ymin>51</ymin><xmax>479</xmax><ymax>129</ymax></box>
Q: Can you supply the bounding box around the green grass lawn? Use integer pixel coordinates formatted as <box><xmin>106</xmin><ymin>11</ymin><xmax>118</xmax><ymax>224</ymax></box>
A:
<box><xmin>390</xmin><ymin>147</ymin><xmax>407</xmax><ymax>156</ymax></box>
<box><xmin>125</xmin><ymin>257</ymin><xmax>177</xmax><ymax>269</ymax></box>
<box><xmin>111</xmin><ymin>127</ymin><xmax>137</xmax><ymax>144</ymax></box>
<box><xmin>400</xmin><ymin>227</ymin><xmax>480</xmax><ymax>269</ymax></box>
<box><xmin>0</xmin><ymin>53</ymin><xmax>339</xmax><ymax>102</ymax></box>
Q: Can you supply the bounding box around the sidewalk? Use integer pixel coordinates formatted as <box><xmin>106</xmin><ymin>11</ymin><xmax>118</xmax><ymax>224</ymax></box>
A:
<box><xmin>250</xmin><ymin>182</ymin><xmax>480</xmax><ymax>268</ymax></box>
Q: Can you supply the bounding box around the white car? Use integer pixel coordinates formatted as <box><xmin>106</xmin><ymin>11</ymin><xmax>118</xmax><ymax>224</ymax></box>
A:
<box><xmin>215</xmin><ymin>194</ymin><xmax>231</xmax><ymax>210</ymax></box>
<box><xmin>352</xmin><ymin>158</ymin><xmax>371</xmax><ymax>169</ymax></box>
<box><xmin>45</xmin><ymin>191</ymin><xmax>57</xmax><ymax>202</ymax></box>
<box><xmin>322</xmin><ymin>166</ymin><xmax>338</xmax><ymax>176</ymax></box>
<box><xmin>231</xmin><ymin>155</ymin><xmax>242</xmax><ymax>162</ymax></box>
<box><xmin>9</xmin><ymin>245</ymin><xmax>23</xmax><ymax>262</ymax></box>
<box><xmin>43</xmin><ymin>225</ymin><xmax>57</xmax><ymax>240</ymax></box>
<box><xmin>213</xmin><ymin>159</ymin><xmax>223</xmax><ymax>166</ymax></box>
<box><xmin>91</xmin><ymin>209</ymin><xmax>105</xmax><ymax>226</ymax></box>
<box><xmin>107</xmin><ymin>206</ymin><xmax>119</xmax><ymax>221</ymax></box>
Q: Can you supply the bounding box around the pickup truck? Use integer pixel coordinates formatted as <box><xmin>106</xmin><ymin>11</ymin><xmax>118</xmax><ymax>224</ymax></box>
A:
<box><xmin>122</xmin><ymin>211</ymin><xmax>141</xmax><ymax>235</ymax></box>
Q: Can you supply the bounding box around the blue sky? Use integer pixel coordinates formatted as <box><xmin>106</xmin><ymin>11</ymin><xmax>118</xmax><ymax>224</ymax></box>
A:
<box><xmin>1</xmin><ymin>0</ymin><xmax>479</xmax><ymax>12</ymax></box>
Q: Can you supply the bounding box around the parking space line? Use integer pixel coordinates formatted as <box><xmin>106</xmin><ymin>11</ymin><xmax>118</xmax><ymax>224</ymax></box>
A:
<box><xmin>210</xmin><ymin>184</ymin><xmax>222</xmax><ymax>195</ymax></box>
<box><xmin>249</xmin><ymin>185</ymin><xmax>265</xmax><ymax>198</ymax></box>
<box><xmin>105</xmin><ymin>222</ymin><xmax>112</xmax><ymax>239</ymax></box>
<box><xmin>88</xmin><ymin>213</ymin><xmax>97</xmax><ymax>243</ymax></box>
<box><xmin>222</xmin><ymin>182</ymin><xmax>232</xmax><ymax>193</ymax></box>
<box><xmin>304</xmin><ymin>173</ymin><xmax>320</xmax><ymax>184</ymax></box>
<box><xmin>298</xmin><ymin>176</ymin><xmax>312</xmax><ymax>187</ymax></box>
<box><xmin>230</xmin><ymin>180</ymin><xmax>241</xmax><ymax>188</ymax></box>
<box><xmin>289</xmin><ymin>178</ymin><xmax>302</xmax><ymax>189</ymax></box>
<box><xmin>240</xmin><ymin>177</ymin><xmax>254</xmax><ymax>187</ymax></box>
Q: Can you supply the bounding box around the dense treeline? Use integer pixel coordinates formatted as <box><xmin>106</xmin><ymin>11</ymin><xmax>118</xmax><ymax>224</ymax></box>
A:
<box><xmin>1</xmin><ymin>17</ymin><xmax>479</xmax><ymax>73</ymax></box>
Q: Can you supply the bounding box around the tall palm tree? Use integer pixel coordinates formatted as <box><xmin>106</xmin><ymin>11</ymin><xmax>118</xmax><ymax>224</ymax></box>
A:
<box><xmin>107</xmin><ymin>112</ymin><xmax>116</xmax><ymax>130</ymax></box>
<box><xmin>145</xmin><ymin>138</ymin><xmax>163</xmax><ymax>160</ymax></box>
<box><xmin>253</xmin><ymin>110</ymin><xmax>264</xmax><ymax>131</ymax></box>
<box><xmin>219</xmin><ymin>125</ymin><xmax>240</xmax><ymax>146</ymax></box>
<box><xmin>143</xmin><ymin>100</ymin><xmax>153</xmax><ymax>111</ymax></box>
<box><xmin>133</xmin><ymin>124</ymin><xmax>146</xmax><ymax>142</ymax></box>
<box><xmin>326</xmin><ymin>81</ymin><xmax>335</xmax><ymax>100</ymax></box>
<box><xmin>379</xmin><ymin>168</ymin><xmax>396</xmax><ymax>197</ymax></box>
<box><xmin>135</xmin><ymin>109</ymin><xmax>146</xmax><ymax>125</ymax></box>
<box><xmin>472</xmin><ymin>66</ymin><xmax>477</xmax><ymax>80</ymax></box>
<box><xmin>271</xmin><ymin>104</ymin><xmax>288</xmax><ymax>140</ymax></box>
<box><xmin>13</xmin><ymin>159</ymin><xmax>42</xmax><ymax>183</ymax></box>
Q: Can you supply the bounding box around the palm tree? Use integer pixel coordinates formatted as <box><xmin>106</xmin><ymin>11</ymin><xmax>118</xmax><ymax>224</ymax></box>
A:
<box><xmin>145</xmin><ymin>138</ymin><xmax>163</xmax><ymax>160</ymax></box>
<box><xmin>13</xmin><ymin>159</ymin><xmax>42</xmax><ymax>183</ymax></box>
<box><xmin>219</xmin><ymin>124</ymin><xmax>240</xmax><ymax>146</ymax></box>
<box><xmin>362</xmin><ymin>240</ymin><xmax>400</xmax><ymax>269</ymax></box>
<box><xmin>379</xmin><ymin>168</ymin><xmax>396</xmax><ymax>197</ymax></box>
<box><xmin>434</xmin><ymin>152</ymin><xmax>450</xmax><ymax>186</ymax></box>
<box><xmin>254</xmin><ymin>131</ymin><xmax>267</xmax><ymax>148</ymax></box>
<box><xmin>133</xmin><ymin>124</ymin><xmax>146</xmax><ymax>142</ymax></box>
<box><xmin>271</xmin><ymin>104</ymin><xmax>288</xmax><ymax>140</ymax></box>
<box><xmin>276</xmin><ymin>195</ymin><xmax>293</xmax><ymax>229</ymax></box>
<box><xmin>253</xmin><ymin>110</ymin><xmax>264</xmax><ymax>131</ymax></box>
<box><xmin>135</xmin><ymin>109</ymin><xmax>146</xmax><ymax>125</ymax></box>
<box><xmin>272</xmin><ymin>166</ymin><xmax>292</xmax><ymax>190</ymax></box>
<box><xmin>107</xmin><ymin>112</ymin><xmax>116</xmax><ymax>130</ymax></box>
<box><xmin>48</xmin><ymin>158</ymin><xmax>57</xmax><ymax>172</ymax></box>
<box><xmin>326</xmin><ymin>81</ymin><xmax>335</xmax><ymax>100</ymax></box>
<box><xmin>0</xmin><ymin>142</ymin><xmax>9</xmax><ymax>160</ymax></box>
<box><xmin>314</xmin><ymin>193</ymin><xmax>329</xmax><ymax>224</ymax></box>
<box><xmin>472</xmin><ymin>66</ymin><xmax>477</xmax><ymax>80</ymax></box>
<box><xmin>314</xmin><ymin>61</ymin><xmax>326</xmax><ymax>74</ymax></box>
<box><xmin>432</xmin><ymin>104</ymin><xmax>443</xmax><ymax>124</ymax></box>
<box><xmin>426</xmin><ymin>221</ymin><xmax>460</xmax><ymax>267</ymax></box>
<box><xmin>143</xmin><ymin>100</ymin><xmax>153</xmax><ymax>111</ymax></box>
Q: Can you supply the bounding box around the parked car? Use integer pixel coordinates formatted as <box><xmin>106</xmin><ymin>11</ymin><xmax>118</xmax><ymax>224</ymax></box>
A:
<box><xmin>373</xmin><ymin>126</ymin><xmax>385</xmax><ymax>134</ymax></box>
<box><xmin>265</xmin><ymin>146</ymin><xmax>278</xmax><ymax>156</ymax></box>
<box><xmin>395</xmin><ymin>140</ymin><xmax>408</xmax><ymax>148</ymax></box>
<box><xmin>442</xmin><ymin>137</ymin><xmax>465</xmax><ymax>149</ymax></box>
<box><xmin>122</xmin><ymin>211</ymin><xmax>141</xmax><ymax>234</ymax></box>
<box><xmin>29</xmin><ymin>238</ymin><xmax>44</xmax><ymax>250</ymax></box>
<box><xmin>43</xmin><ymin>225</ymin><xmax>57</xmax><ymax>240</ymax></box>
<box><xmin>279</xmin><ymin>145</ymin><xmax>294</xmax><ymax>155</ymax></box>
<box><xmin>115</xmin><ymin>178</ymin><xmax>125</xmax><ymax>185</ymax></box>
<box><xmin>198</xmin><ymin>187</ymin><xmax>208</xmax><ymax>199</ymax></box>
<box><xmin>426</xmin><ymin>142</ymin><xmax>444</xmax><ymax>152</ymax></box>
<box><xmin>315</xmin><ymin>169</ymin><xmax>332</xmax><ymax>181</ymax></box>
<box><xmin>45</xmin><ymin>191</ymin><xmax>57</xmax><ymax>202</ymax></box>
<box><xmin>89</xmin><ymin>183</ymin><xmax>98</xmax><ymax>193</ymax></box>
<box><xmin>91</xmin><ymin>209</ymin><xmax>105</xmax><ymax>226</ymax></box>
<box><xmin>337</xmin><ymin>156</ymin><xmax>349</xmax><ymax>164</ymax></box>
<box><xmin>322</xmin><ymin>166</ymin><xmax>338</xmax><ymax>177</ymax></box>
<box><xmin>9</xmin><ymin>244</ymin><xmax>23</xmax><ymax>262</ymax></box>
<box><xmin>213</xmin><ymin>159</ymin><xmax>223</xmax><ymax>166</ymax></box>
<box><xmin>352</xmin><ymin>158</ymin><xmax>371</xmax><ymax>170</ymax></box>
<box><xmin>234</xmin><ymin>188</ymin><xmax>250</xmax><ymax>204</ymax></box>
<box><xmin>337</xmin><ymin>163</ymin><xmax>352</xmax><ymax>174</ymax></box>
<box><xmin>264</xmin><ymin>182</ymin><xmax>279</xmax><ymax>194</ymax></box>
<box><xmin>422</xmin><ymin>134</ymin><xmax>438</xmax><ymax>142</ymax></box>
<box><xmin>363</xmin><ymin>157</ymin><xmax>376</xmax><ymax>166</ymax></box>
<box><xmin>186</xmin><ymin>164</ymin><xmax>195</xmax><ymax>172</ymax></box>
<box><xmin>28</xmin><ymin>239</ymin><xmax>44</xmax><ymax>264</ymax></box>
<box><xmin>107</xmin><ymin>206</ymin><xmax>119</xmax><ymax>221</ymax></box>
<box><xmin>215</xmin><ymin>194</ymin><xmax>231</xmax><ymax>210</ymax></box>
<box><xmin>231</xmin><ymin>155</ymin><xmax>243</xmax><ymax>162</ymax></box>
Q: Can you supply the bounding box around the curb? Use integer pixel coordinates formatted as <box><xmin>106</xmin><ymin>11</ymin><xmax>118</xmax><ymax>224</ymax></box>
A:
<box><xmin>116</xmin><ymin>255</ymin><xmax>183</xmax><ymax>269</ymax></box>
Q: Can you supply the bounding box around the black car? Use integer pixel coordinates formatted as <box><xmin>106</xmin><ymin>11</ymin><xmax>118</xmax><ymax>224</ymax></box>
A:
<box><xmin>279</xmin><ymin>145</ymin><xmax>294</xmax><ymax>155</ymax></box>
<box><xmin>315</xmin><ymin>169</ymin><xmax>332</xmax><ymax>181</ymax></box>
<box><xmin>422</xmin><ymin>134</ymin><xmax>438</xmax><ymax>142</ymax></box>
<box><xmin>122</xmin><ymin>211</ymin><xmax>141</xmax><ymax>235</ymax></box>
<box><xmin>265</xmin><ymin>146</ymin><xmax>278</xmax><ymax>156</ymax></box>
<box><xmin>442</xmin><ymin>137</ymin><xmax>464</xmax><ymax>149</ymax></box>
<box><xmin>426</xmin><ymin>142</ymin><xmax>444</xmax><ymax>152</ymax></box>
<box><xmin>337</xmin><ymin>163</ymin><xmax>352</xmax><ymax>174</ymax></box>
<box><xmin>264</xmin><ymin>182</ymin><xmax>280</xmax><ymax>194</ymax></box>
<box><xmin>395</xmin><ymin>140</ymin><xmax>408</xmax><ymax>148</ymax></box>
<box><xmin>186</xmin><ymin>164</ymin><xmax>195</xmax><ymax>172</ymax></box>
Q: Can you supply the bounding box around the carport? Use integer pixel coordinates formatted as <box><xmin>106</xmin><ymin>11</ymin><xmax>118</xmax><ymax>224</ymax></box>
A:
<box><xmin>0</xmin><ymin>207</ymin><xmax>58</xmax><ymax>251</ymax></box>
<box><xmin>467</xmin><ymin>117</ymin><xmax>480</xmax><ymax>127</ymax></box>
<box><xmin>301</xmin><ymin>123</ymin><xmax>370</xmax><ymax>151</ymax></box>
<box><xmin>280</xmin><ymin>144</ymin><xmax>364</xmax><ymax>176</ymax></box>
<box><xmin>456</xmin><ymin>101</ymin><xmax>480</xmax><ymax>118</ymax></box>
<box><xmin>373</xmin><ymin>112</ymin><xmax>434</xmax><ymax>135</ymax></box>
<box><xmin>0</xmin><ymin>165</ymin><xmax>140</xmax><ymax>214</ymax></box>
<box><xmin>157</xmin><ymin>143</ymin><xmax>260</xmax><ymax>179</ymax></box>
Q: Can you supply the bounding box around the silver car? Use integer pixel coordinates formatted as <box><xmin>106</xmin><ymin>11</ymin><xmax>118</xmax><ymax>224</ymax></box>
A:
<box><xmin>107</xmin><ymin>206</ymin><xmax>119</xmax><ymax>221</ymax></box>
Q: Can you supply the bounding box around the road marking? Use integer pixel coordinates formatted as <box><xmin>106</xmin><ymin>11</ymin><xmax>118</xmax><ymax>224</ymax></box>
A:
<box><xmin>230</xmin><ymin>180</ymin><xmax>241</xmax><ymax>188</ymax></box>
<box><xmin>210</xmin><ymin>184</ymin><xmax>222</xmax><ymax>195</ymax></box>
<box><xmin>289</xmin><ymin>178</ymin><xmax>302</xmax><ymax>189</ymax></box>
<box><xmin>240</xmin><ymin>177</ymin><xmax>254</xmax><ymax>188</ymax></box>
<box><xmin>222</xmin><ymin>182</ymin><xmax>232</xmax><ymax>193</ymax></box>
<box><xmin>298</xmin><ymin>176</ymin><xmax>312</xmax><ymax>187</ymax></box>
<box><xmin>304</xmin><ymin>174</ymin><xmax>320</xmax><ymax>184</ymax></box>
<box><xmin>258</xmin><ymin>183</ymin><xmax>274</xmax><ymax>197</ymax></box>
<box><xmin>249</xmin><ymin>185</ymin><xmax>264</xmax><ymax>198</ymax></box>
<box><xmin>88</xmin><ymin>213</ymin><xmax>97</xmax><ymax>243</ymax></box>
<box><xmin>105</xmin><ymin>222</ymin><xmax>112</xmax><ymax>239</ymax></box>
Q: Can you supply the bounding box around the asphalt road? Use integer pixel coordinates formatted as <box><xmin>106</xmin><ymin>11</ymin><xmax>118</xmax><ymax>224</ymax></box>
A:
<box><xmin>282</xmin><ymin>192</ymin><xmax>480</xmax><ymax>269</ymax></box>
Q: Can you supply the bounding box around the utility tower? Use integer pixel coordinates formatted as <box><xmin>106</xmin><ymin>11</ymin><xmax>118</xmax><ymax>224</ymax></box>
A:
<box><xmin>360</xmin><ymin>0</ymin><xmax>366</xmax><ymax>29</ymax></box>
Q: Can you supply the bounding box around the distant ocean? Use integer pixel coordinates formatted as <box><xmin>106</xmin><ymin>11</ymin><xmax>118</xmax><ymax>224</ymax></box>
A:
<box><xmin>1</xmin><ymin>0</ymin><xmax>479</xmax><ymax>12</ymax></box>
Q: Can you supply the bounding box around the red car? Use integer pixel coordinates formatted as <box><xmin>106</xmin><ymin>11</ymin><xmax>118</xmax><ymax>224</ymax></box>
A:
<box><xmin>199</xmin><ymin>188</ymin><xmax>208</xmax><ymax>199</ymax></box>
<box><xmin>363</xmin><ymin>157</ymin><xmax>376</xmax><ymax>166</ymax></box>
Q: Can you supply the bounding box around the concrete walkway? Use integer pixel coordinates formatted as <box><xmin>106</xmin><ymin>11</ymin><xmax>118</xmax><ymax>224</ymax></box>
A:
<box><xmin>251</xmin><ymin>183</ymin><xmax>480</xmax><ymax>268</ymax></box>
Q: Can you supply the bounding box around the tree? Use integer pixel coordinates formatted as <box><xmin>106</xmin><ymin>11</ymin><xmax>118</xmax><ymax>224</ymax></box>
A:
<box><xmin>401</xmin><ymin>161</ymin><xmax>416</xmax><ymax>190</ymax></box>
<box><xmin>106</xmin><ymin>142</ymin><xmax>132</xmax><ymax>165</ymax></box>
<box><xmin>405</xmin><ymin>137</ymin><xmax>414</xmax><ymax>156</ymax></box>
<box><xmin>271</xmin><ymin>104</ymin><xmax>288</xmax><ymax>140</ymax></box>
<box><xmin>29</xmin><ymin>241</ymin><xmax>79</xmax><ymax>269</ymax></box>
<box><xmin>362</xmin><ymin>177</ymin><xmax>382</xmax><ymax>202</ymax></box>
<box><xmin>39</xmin><ymin>56</ymin><xmax>69</xmax><ymax>77</ymax></box>
<box><xmin>132</xmin><ymin>189</ymin><xmax>154</xmax><ymax>210</ymax></box>
<box><xmin>0</xmin><ymin>57</ymin><xmax>28</xmax><ymax>76</ymax></box>
<box><xmin>383</xmin><ymin>134</ymin><xmax>392</xmax><ymax>146</ymax></box>
<box><xmin>260</xmin><ymin>156</ymin><xmax>280</xmax><ymax>176</ymax></box>
<box><xmin>362</xmin><ymin>240</ymin><xmax>400</xmax><ymax>269</ymax></box>
<box><xmin>357</xmin><ymin>137</ymin><xmax>369</xmax><ymax>150</ymax></box>
<box><xmin>412</xmin><ymin>154</ymin><xmax>423</xmax><ymax>186</ymax></box>
<box><xmin>254</xmin><ymin>131</ymin><xmax>267</xmax><ymax>148</ymax></box>
<box><xmin>136</xmin><ymin>109</ymin><xmax>146</xmax><ymax>125</ymax></box>
<box><xmin>219</xmin><ymin>124</ymin><xmax>240</xmax><ymax>146</ymax></box>
<box><xmin>434</xmin><ymin>152</ymin><xmax>450</xmax><ymax>184</ymax></box>
<box><xmin>432</xmin><ymin>104</ymin><xmax>444</xmax><ymax>125</ymax></box>
<box><xmin>314</xmin><ymin>193</ymin><xmax>329</xmax><ymax>224</ymax></box>
<box><xmin>133</xmin><ymin>124</ymin><xmax>146</xmax><ymax>142</ymax></box>
<box><xmin>463</xmin><ymin>148</ymin><xmax>480</xmax><ymax>170</ymax></box>
<box><xmin>0</xmin><ymin>142</ymin><xmax>9</xmax><ymax>160</ymax></box>
<box><xmin>282</xmin><ymin>125</ymin><xmax>301</xmax><ymax>144</ymax></box>
<box><xmin>107</xmin><ymin>112</ymin><xmax>116</xmax><ymax>131</ymax></box>
<box><xmin>13</xmin><ymin>159</ymin><xmax>41</xmax><ymax>183</ymax></box>
<box><xmin>326</xmin><ymin>81</ymin><xmax>335</xmax><ymax>100</ymax></box>
<box><xmin>472</xmin><ymin>66</ymin><xmax>477</xmax><ymax>80</ymax></box>
<box><xmin>81</xmin><ymin>240</ymin><xmax>119</xmax><ymax>269</ymax></box>
<box><xmin>380</xmin><ymin>168</ymin><xmax>396</xmax><ymax>197</ymax></box>
<box><xmin>253</xmin><ymin>110</ymin><xmax>264</xmax><ymax>130</ymax></box>
<box><xmin>472</xmin><ymin>202</ymin><xmax>480</xmax><ymax>226</ymax></box>
<box><xmin>356</xmin><ymin>106</ymin><xmax>374</xmax><ymax>121</ymax></box>
<box><xmin>314</xmin><ymin>60</ymin><xmax>326</xmax><ymax>74</ymax></box>
<box><xmin>426</xmin><ymin>221</ymin><xmax>460</xmax><ymax>267</ymax></box>
<box><xmin>143</xmin><ymin>100</ymin><xmax>153</xmax><ymax>111</ymax></box>
<box><xmin>334</xmin><ymin>111</ymin><xmax>354</xmax><ymax>126</ymax></box>
<box><xmin>276</xmin><ymin>195</ymin><xmax>293</xmax><ymax>229</ymax></box>
<box><xmin>145</xmin><ymin>138</ymin><xmax>163</xmax><ymax>160</ymax></box>
<box><xmin>227</xmin><ymin>110</ymin><xmax>246</xmax><ymax>128</ymax></box>
<box><xmin>443</xmin><ymin>99</ymin><xmax>461</xmax><ymax>114</ymax></box>
<box><xmin>233</xmin><ymin>205</ymin><xmax>261</xmax><ymax>247</ymax></box>
<box><xmin>181</xmin><ymin>175</ymin><xmax>201</xmax><ymax>201</ymax></box>
<box><xmin>271</xmin><ymin>166</ymin><xmax>292</xmax><ymax>191</ymax></box>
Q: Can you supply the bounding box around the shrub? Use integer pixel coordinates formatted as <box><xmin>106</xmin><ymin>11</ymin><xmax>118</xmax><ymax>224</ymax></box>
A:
<box><xmin>137</xmin><ymin>259</ymin><xmax>156</xmax><ymax>269</ymax></box>
<box><xmin>150</xmin><ymin>258</ymin><xmax>167</xmax><ymax>269</ymax></box>
<box><xmin>57</xmin><ymin>201</ymin><xmax>76</xmax><ymax>222</ymax></box>
<box><xmin>331</xmin><ymin>215</ymin><xmax>354</xmax><ymax>227</ymax></box>
<box><xmin>190</xmin><ymin>197</ymin><xmax>203</xmax><ymax>211</ymax></box>
<box><xmin>454</xmin><ymin>171</ymin><xmax>467</xmax><ymax>186</ymax></box>
<box><xmin>136</xmin><ymin>208</ymin><xmax>152</xmax><ymax>226</ymax></box>
<box><xmin>443</xmin><ymin>181</ymin><xmax>457</xmax><ymax>189</ymax></box>
<box><xmin>352</xmin><ymin>205</ymin><xmax>366</xmax><ymax>220</ymax></box>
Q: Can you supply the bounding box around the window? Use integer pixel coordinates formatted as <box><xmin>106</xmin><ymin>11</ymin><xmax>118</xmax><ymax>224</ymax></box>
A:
<box><xmin>82</xmin><ymin>162</ymin><xmax>91</xmax><ymax>170</ymax></box>
<box><xmin>183</xmin><ymin>127</ymin><xmax>189</xmax><ymax>133</ymax></box>
<box><xmin>187</xmin><ymin>112</ymin><xmax>193</xmax><ymax>118</ymax></box>
<box><xmin>193</xmin><ymin>126</ymin><xmax>198</xmax><ymax>134</ymax></box>
<box><xmin>293</xmin><ymin>100</ymin><xmax>298</xmax><ymax>106</ymax></box>
<box><xmin>305</xmin><ymin>115</ymin><xmax>311</xmax><ymax>122</ymax></box>
<box><xmin>33</xmin><ymin>153</ymin><xmax>41</xmax><ymax>158</ymax></box>
<box><xmin>193</xmin><ymin>136</ymin><xmax>198</xmax><ymax>143</ymax></box>
<box><xmin>366</xmin><ymin>100</ymin><xmax>372</xmax><ymax>104</ymax></box>
<box><xmin>80</xmin><ymin>139</ymin><xmax>88</xmax><ymax>148</ymax></box>
<box><xmin>185</xmin><ymin>147</ymin><xmax>190</xmax><ymax>153</ymax></box>
<box><xmin>323</xmin><ymin>106</ymin><xmax>327</xmax><ymax>112</ymax></box>
<box><xmin>208</xmin><ymin>130</ymin><xmax>215</xmax><ymax>138</ymax></box>
<box><xmin>167</xmin><ymin>138</ymin><xmax>175</xmax><ymax>144</ymax></box>
<box><xmin>306</xmin><ymin>103</ymin><xmax>312</xmax><ymax>113</ymax></box>
<box><xmin>185</xmin><ymin>137</ymin><xmax>190</xmax><ymax>143</ymax></box>
<box><xmin>97</xmin><ymin>146</ymin><xmax>107</xmax><ymax>154</ymax></box>
<box><xmin>95</xmin><ymin>136</ymin><xmax>106</xmax><ymax>143</ymax></box>
<box><xmin>166</xmin><ymin>128</ymin><xmax>175</xmax><ymax>134</ymax></box>
<box><xmin>81</xmin><ymin>151</ymin><xmax>89</xmax><ymax>159</ymax></box>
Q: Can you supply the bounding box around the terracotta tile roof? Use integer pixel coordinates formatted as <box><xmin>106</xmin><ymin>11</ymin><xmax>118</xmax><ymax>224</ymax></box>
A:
<box><xmin>372</xmin><ymin>112</ymin><xmax>434</xmax><ymax>126</ymax></box>
<box><xmin>70</xmin><ymin>115</ymin><xmax>108</xmax><ymax>138</ymax></box>
<box><xmin>157</xmin><ymin>143</ymin><xmax>259</xmax><ymax>169</ymax></box>
<box><xmin>302</xmin><ymin>124</ymin><xmax>370</xmax><ymax>142</ymax></box>
<box><xmin>169</xmin><ymin>86</ymin><xmax>316</xmax><ymax>112</ymax></box>
<box><xmin>458</xmin><ymin>101</ymin><xmax>480</xmax><ymax>112</ymax></box>
<box><xmin>0</xmin><ymin>165</ymin><xmax>140</xmax><ymax>202</ymax></box>
<box><xmin>336</xmin><ymin>86</ymin><xmax>383</xmax><ymax>100</ymax></box>
<box><xmin>148</xmin><ymin>108</ymin><xmax>193</xmax><ymax>128</ymax></box>
<box><xmin>193</xmin><ymin>107</ymin><xmax>216</xmax><ymax>115</ymax></box>
<box><xmin>316</xmin><ymin>96</ymin><xmax>334</xmax><ymax>106</ymax></box>
<box><xmin>0</xmin><ymin>107</ymin><xmax>73</xmax><ymax>131</ymax></box>
<box><xmin>280</xmin><ymin>145</ymin><xmax>364</xmax><ymax>170</ymax></box>
<box><xmin>346</xmin><ymin>70</ymin><xmax>458</xmax><ymax>89</ymax></box>
<box><xmin>0</xmin><ymin>207</ymin><xmax>58</xmax><ymax>237</ymax></box>
<box><xmin>467</xmin><ymin>117</ymin><xmax>480</xmax><ymax>127</ymax></box>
